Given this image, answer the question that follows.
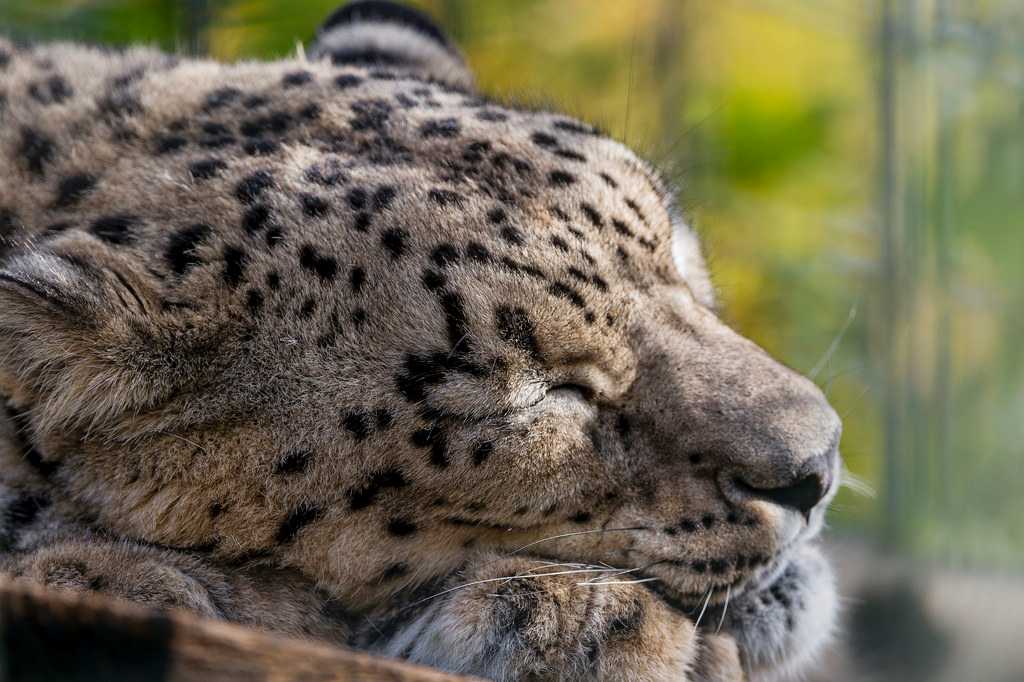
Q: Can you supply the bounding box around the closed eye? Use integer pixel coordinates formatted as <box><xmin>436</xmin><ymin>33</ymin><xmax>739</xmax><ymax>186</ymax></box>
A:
<box><xmin>546</xmin><ymin>383</ymin><xmax>594</xmax><ymax>402</ymax></box>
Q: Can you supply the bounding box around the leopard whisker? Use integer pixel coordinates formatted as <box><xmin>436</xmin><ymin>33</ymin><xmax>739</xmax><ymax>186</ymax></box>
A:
<box><xmin>576</xmin><ymin>577</ymin><xmax>660</xmax><ymax>587</ymax></box>
<box><xmin>840</xmin><ymin>468</ymin><xmax>875</xmax><ymax>498</ymax></box>
<box><xmin>510</xmin><ymin>526</ymin><xmax>650</xmax><ymax>555</ymax></box>
<box><xmin>691</xmin><ymin>587</ymin><xmax>714</xmax><ymax>628</ymax></box>
<box><xmin>405</xmin><ymin>568</ymin><xmax>624</xmax><ymax>610</ymax></box>
<box><xmin>715</xmin><ymin>584</ymin><xmax>731</xmax><ymax>634</ymax></box>
<box><xmin>157</xmin><ymin>430</ymin><xmax>209</xmax><ymax>456</ymax></box>
<box><xmin>809</xmin><ymin>302</ymin><xmax>858</xmax><ymax>381</ymax></box>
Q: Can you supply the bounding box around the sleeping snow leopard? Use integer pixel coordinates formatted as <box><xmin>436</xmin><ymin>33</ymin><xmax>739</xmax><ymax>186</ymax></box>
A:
<box><xmin>0</xmin><ymin>1</ymin><xmax>841</xmax><ymax>679</ymax></box>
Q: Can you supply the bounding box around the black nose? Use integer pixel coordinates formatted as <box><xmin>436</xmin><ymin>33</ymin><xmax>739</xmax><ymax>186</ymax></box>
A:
<box><xmin>741</xmin><ymin>472</ymin><xmax>827</xmax><ymax>516</ymax></box>
<box><xmin>734</xmin><ymin>453</ymin><xmax>833</xmax><ymax>518</ymax></box>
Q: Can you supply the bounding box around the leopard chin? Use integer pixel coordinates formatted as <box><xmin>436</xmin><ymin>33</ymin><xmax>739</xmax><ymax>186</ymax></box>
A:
<box><xmin>699</xmin><ymin>543</ymin><xmax>838</xmax><ymax>680</ymax></box>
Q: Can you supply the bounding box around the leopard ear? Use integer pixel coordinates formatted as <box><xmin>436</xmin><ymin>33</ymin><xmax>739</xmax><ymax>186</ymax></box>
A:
<box><xmin>309</xmin><ymin>0</ymin><xmax>474</xmax><ymax>91</ymax></box>
<box><xmin>0</xmin><ymin>249</ymin><xmax>177</xmax><ymax>432</ymax></box>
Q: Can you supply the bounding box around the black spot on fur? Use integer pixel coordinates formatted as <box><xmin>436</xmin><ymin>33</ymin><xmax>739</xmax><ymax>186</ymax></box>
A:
<box><xmin>166</xmin><ymin>223</ymin><xmax>211</xmax><ymax>275</ymax></box>
<box><xmin>347</xmin><ymin>188</ymin><xmax>367</xmax><ymax>210</ymax></box>
<box><xmin>243</xmin><ymin>204</ymin><xmax>271</xmax><ymax>234</ymax></box>
<box><xmin>274</xmin><ymin>449</ymin><xmax>312</xmax><ymax>475</ymax></box>
<box><xmin>155</xmin><ymin>135</ymin><xmax>187</xmax><ymax>154</ymax></box>
<box><xmin>348</xmin><ymin>468</ymin><xmax>408</xmax><ymax>510</ymax></box>
<box><xmin>495</xmin><ymin>306</ymin><xmax>543</xmax><ymax>362</ymax></box>
<box><xmin>421</xmin><ymin>269</ymin><xmax>445</xmax><ymax>291</ymax></box>
<box><xmin>615</xmin><ymin>414</ymin><xmax>632</xmax><ymax>440</ymax></box>
<box><xmin>500</xmin><ymin>226</ymin><xmax>524</xmax><ymax>246</ymax></box>
<box><xmin>679</xmin><ymin>519</ymin><xmax>698</xmax><ymax>533</ymax></box>
<box><xmin>203</xmin><ymin>87</ymin><xmax>241</xmax><ymax>111</ymax></box>
<box><xmin>461</xmin><ymin>242</ymin><xmax>489</xmax><ymax>264</ymax></box>
<box><xmin>531</xmin><ymin>132</ymin><xmax>558</xmax><ymax>148</ymax></box>
<box><xmin>549</xmin><ymin>282</ymin><xmax>587</xmax><ymax>309</ymax></box>
<box><xmin>548</xmin><ymin>170</ymin><xmax>576</xmax><ymax>186</ymax></box>
<box><xmin>555</xmin><ymin>149</ymin><xmax>586</xmax><ymax>162</ymax></box>
<box><xmin>380</xmin><ymin>228</ymin><xmax>407</xmax><ymax>258</ymax></box>
<box><xmin>471</xmin><ymin>441</ymin><xmax>494</xmax><ymax>466</ymax></box>
<box><xmin>343</xmin><ymin>412</ymin><xmax>371</xmax><ymax>441</ymax></box>
<box><xmin>243</xmin><ymin>139</ymin><xmax>279</xmax><ymax>156</ymax></box>
<box><xmin>411</xmin><ymin>427</ymin><xmax>449</xmax><ymax>468</ymax></box>
<box><xmin>349</xmin><ymin>266</ymin><xmax>366</xmax><ymax>293</ymax></box>
<box><xmin>334</xmin><ymin>73</ymin><xmax>363</xmax><ymax>89</ymax></box>
<box><xmin>235</xmin><ymin>171</ymin><xmax>274</xmax><ymax>204</ymax></box>
<box><xmin>701</xmin><ymin>514</ymin><xmax>716</xmax><ymax>529</ymax></box>
<box><xmin>28</xmin><ymin>75</ymin><xmax>73</xmax><ymax>105</ymax></box>
<box><xmin>90</xmin><ymin>214</ymin><xmax>138</xmax><ymax>245</ymax></box>
<box><xmin>222</xmin><ymin>245</ymin><xmax>247</xmax><ymax>287</ymax></box>
<box><xmin>19</xmin><ymin>127</ymin><xmax>55</xmax><ymax>177</ymax></box>
<box><xmin>373</xmin><ymin>186</ymin><xmax>397</xmax><ymax>210</ymax></box>
<box><xmin>375</xmin><ymin>409</ymin><xmax>393</xmax><ymax>431</ymax></box>
<box><xmin>438</xmin><ymin>291</ymin><xmax>471</xmax><ymax>352</ymax></box>
<box><xmin>420</xmin><ymin>118</ymin><xmax>460</xmax><ymax>138</ymax></box>
<box><xmin>246</xmin><ymin>288</ymin><xmax>263</xmax><ymax>315</ymax></box>
<box><xmin>379</xmin><ymin>562</ymin><xmax>409</xmax><ymax>582</ymax></box>
<box><xmin>299</xmin><ymin>244</ymin><xmax>338</xmax><ymax>281</ymax></box>
<box><xmin>580</xmin><ymin>203</ymin><xmax>604</xmax><ymax>228</ymax></box>
<box><xmin>300</xmin><ymin>193</ymin><xmax>330</xmax><ymax>218</ymax></box>
<box><xmin>276</xmin><ymin>505</ymin><xmax>323</xmax><ymax>543</ymax></box>
<box><xmin>612</xmin><ymin>218</ymin><xmax>635</xmax><ymax>238</ymax></box>
<box><xmin>710</xmin><ymin>559</ymin><xmax>728</xmax><ymax>575</ymax></box>
<box><xmin>189</xmin><ymin>158</ymin><xmax>227</xmax><ymax>180</ymax></box>
<box><xmin>554</xmin><ymin>119</ymin><xmax>598</xmax><ymax>135</ymax></box>
<box><xmin>282</xmin><ymin>70</ymin><xmax>313</xmax><ymax>87</ymax></box>
<box><xmin>487</xmin><ymin>207</ymin><xmax>506</xmax><ymax>224</ymax></box>
<box><xmin>431</xmin><ymin>244</ymin><xmax>460</xmax><ymax>268</ymax></box>
<box><xmin>353</xmin><ymin>212</ymin><xmax>372</xmax><ymax>231</ymax></box>
<box><xmin>240</xmin><ymin>110</ymin><xmax>292</xmax><ymax>138</ymax></box>
<box><xmin>387</xmin><ymin>518</ymin><xmax>417</xmax><ymax>537</ymax></box>
<box><xmin>570</xmin><ymin>511</ymin><xmax>592</xmax><ymax>524</ymax></box>
<box><xmin>476</xmin><ymin>109</ymin><xmax>507</xmax><ymax>122</ymax></box>
<box><xmin>53</xmin><ymin>173</ymin><xmax>97</xmax><ymax>209</ymax></box>
<box><xmin>394</xmin><ymin>352</ymin><xmax>448</xmax><ymax>402</ymax></box>
<box><xmin>500</xmin><ymin>257</ymin><xmax>546</xmax><ymax>280</ymax></box>
<box><xmin>428</xmin><ymin>189</ymin><xmax>463</xmax><ymax>207</ymax></box>
<box><xmin>349</xmin><ymin>98</ymin><xmax>392</xmax><ymax>131</ymax></box>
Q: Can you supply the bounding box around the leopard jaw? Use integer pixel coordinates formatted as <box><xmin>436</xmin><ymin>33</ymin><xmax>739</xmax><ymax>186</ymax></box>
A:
<box><xmin>700</xmin><ymin>543</ymin><xmax>837</xmax><ymax>680</ymax></box>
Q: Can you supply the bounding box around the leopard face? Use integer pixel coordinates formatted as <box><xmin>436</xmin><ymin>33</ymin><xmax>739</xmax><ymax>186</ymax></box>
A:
<box><xmin>0</xmin><ymin>2</ymin><xmax>840</xmax><ymax>676</ymax></box>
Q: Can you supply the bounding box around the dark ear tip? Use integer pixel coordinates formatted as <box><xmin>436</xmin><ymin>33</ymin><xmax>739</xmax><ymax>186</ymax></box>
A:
<box><xmin>319</xmin><ymin>1</ymin><xmax>452</xmax><ymax>49</ymax></box>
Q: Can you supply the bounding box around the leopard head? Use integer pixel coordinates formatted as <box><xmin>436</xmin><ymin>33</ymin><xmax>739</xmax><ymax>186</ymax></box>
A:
<box><xmin>0</xmin><ymin>2</ymin><xmax>839</xmax><ymax>677</ymax></box>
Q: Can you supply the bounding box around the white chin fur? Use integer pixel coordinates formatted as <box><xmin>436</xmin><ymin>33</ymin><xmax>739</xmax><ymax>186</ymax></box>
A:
<box><xmin>721</xmin><ymin>543</ymin><xmax>838</xmax><ymax>681</ymax></box>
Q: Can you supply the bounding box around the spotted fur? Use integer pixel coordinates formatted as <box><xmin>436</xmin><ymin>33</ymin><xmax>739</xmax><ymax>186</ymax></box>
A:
<box><xmin>0</xmin><ymin>2</ymin><xmax>840</xmax><ymax>680</ymax></box>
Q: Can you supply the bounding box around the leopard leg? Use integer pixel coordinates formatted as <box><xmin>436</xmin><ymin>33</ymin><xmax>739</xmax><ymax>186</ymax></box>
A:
<box><xmin>362</xmin><ymin>554</ymin><xmax>743</xmax><ymax>682</ymax></box>
<box><xmin>3</xmin><ymin>539</ymin><xmax>357</xmax><ymax>646</ymax></box>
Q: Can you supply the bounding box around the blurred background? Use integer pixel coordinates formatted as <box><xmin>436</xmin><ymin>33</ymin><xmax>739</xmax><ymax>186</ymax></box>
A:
<box><xmin>1</xmin><ymin>1</ymin><xmax>1021</xmax><ymax>679</ymax></box>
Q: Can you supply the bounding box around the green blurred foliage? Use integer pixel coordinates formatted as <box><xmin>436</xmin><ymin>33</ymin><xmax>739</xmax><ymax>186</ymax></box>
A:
<box><xmin>1</xmin><ymin>0</ymin><xmax>1022</xmax><ymax>567</ymax></box>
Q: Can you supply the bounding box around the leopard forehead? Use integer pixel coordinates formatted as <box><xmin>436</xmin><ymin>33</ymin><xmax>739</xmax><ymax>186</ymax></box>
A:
<box><xmin>0</xmin><ymin>37</ymin><xmax>707</xmax><ymax>419</ymax></box>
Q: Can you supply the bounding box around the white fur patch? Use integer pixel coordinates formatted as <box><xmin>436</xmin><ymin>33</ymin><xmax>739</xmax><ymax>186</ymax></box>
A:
<box><xmin>670</xmin><ymin>216</ymin><xmax>716</xmax><ymax>308</ymax></box>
